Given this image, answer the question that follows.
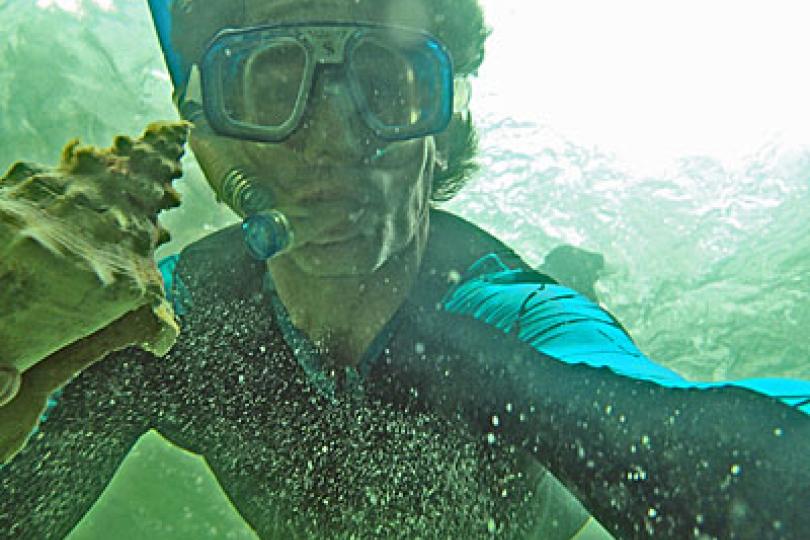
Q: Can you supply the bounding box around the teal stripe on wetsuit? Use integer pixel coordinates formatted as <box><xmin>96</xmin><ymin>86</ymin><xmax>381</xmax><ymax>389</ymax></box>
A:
<box><xmin>159</xmin><ymin>253</ymin><xmax>191</xmax><ymax>316</ymax></box>
<box><xmin>442</xmin><ymin>253</ymin><xmax>810</xmax><ymax>416</ymax></box>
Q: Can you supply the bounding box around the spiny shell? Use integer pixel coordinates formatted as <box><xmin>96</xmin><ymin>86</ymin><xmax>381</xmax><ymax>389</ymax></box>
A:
<box><xmin>0</xmin><ymin>122</ymin><xmax>189</xmax><ymax>374</ymax></box>
<box><xmin>1</xmin><ymin>122</ymin><xmax>189</xmax><ymax>464</ymax></box>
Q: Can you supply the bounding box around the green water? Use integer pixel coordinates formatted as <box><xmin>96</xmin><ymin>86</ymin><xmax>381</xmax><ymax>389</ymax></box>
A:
<box><xmin>69</xmin><ymin>431</ymin><xmax>257</xmax><ymax>539</ymax></box>
<box><xmin>3</xmin><ymin>1</ymin><xmax>809</xmax><ymax>538</ymax></box>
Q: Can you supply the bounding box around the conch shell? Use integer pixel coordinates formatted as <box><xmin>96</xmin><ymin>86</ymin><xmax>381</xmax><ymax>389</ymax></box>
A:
<box><xmin>0</xmin><ymin>122</ymin><xmax>188</xmax><ymax>463</ymax></box>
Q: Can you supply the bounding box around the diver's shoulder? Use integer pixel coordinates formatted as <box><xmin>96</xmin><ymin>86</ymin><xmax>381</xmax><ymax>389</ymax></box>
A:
<box><xmin>427</xmin><ymin>208</ymin><xmax>529</xmax><ymax>271</ymax></box>
<box><xmin>157</xmin><ymin>224</ymin><xmax>245</xmax><ymax>281</ymax></box>
<box><xmin>178</xmin><ymin>224</ymin><xmax>245</xmax><ymax>259</ymax></box>
<box><xmin>157</xmin><ymin>224</ymin><xmax>265</xmax><ymax>311</ymax></box>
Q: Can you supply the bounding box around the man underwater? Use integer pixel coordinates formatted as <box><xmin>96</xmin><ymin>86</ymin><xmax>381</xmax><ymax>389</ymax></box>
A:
<box><xmin>2</xmin><ymin>0</ymin><xmax>809</xmax><ymax>538</ymax></box>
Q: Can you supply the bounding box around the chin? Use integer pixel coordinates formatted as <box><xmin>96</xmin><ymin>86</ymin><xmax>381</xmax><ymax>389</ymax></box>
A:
<box><xmin>288</xmin><ymin>237</ymin><xmax>388</xmax><ymax>278</ymax></box>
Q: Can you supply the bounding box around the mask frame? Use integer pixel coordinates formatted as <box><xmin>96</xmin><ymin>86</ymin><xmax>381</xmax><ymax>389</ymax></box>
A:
<box><xmin>146</xmin><ymin>1</ymin><xmax>458</xmax><ymax>142</ymax></box>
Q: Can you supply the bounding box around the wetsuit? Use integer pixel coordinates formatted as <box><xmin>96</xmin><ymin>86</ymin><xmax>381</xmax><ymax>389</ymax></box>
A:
<box><xmin>2</xmin><ymin>209</ymin><xmax>809</xmax><ymax>539</ymax></box>
<box><xmin>1</xmin><ymin>209</ymin><xmax>591</xmax><ymax>539</ymax></box>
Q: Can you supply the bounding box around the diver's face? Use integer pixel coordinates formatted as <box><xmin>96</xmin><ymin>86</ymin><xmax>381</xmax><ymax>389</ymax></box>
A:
<box><xmin>191</xmin><ymin>0</ymin><xmax>438</xmax><ymax>278</ymax></box>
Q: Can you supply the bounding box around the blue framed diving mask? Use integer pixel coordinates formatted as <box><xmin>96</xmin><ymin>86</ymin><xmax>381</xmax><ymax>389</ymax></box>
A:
<box><xmin>147</xmin><ymin>1</ymin><xmax>455</xmax><ymax>143</ymax></box>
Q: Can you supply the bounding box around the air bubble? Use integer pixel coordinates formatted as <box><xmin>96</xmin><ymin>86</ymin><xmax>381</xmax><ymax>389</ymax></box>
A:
<box><xmin>487</xmin><ymin>517</ymin><xmax>497</xmax><ymax>533</ymax></box>
<box><xmin>641</xmin><ymin>435</ymin><xmax>651</xmax><ymax>447</ymax></box>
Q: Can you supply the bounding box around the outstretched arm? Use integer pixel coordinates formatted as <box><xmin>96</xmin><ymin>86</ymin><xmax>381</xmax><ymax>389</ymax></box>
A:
<box><xmin>386</xmin><ymin>305</ymin><xmax>810</xmax><ymax>539</ymax></box>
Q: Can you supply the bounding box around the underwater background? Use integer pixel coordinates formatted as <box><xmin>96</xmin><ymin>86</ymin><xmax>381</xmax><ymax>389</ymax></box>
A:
<box><xmin>1</xmin><ymin>0</ymin><xmax>807</xmax><ymax>538</ymax></box>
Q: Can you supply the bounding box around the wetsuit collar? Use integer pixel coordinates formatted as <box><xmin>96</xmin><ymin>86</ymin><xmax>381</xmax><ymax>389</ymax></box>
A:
<box><xmin>263</xmin><ymin>272</ymin><xmax>404</xmax><ymax>402</ymax></box>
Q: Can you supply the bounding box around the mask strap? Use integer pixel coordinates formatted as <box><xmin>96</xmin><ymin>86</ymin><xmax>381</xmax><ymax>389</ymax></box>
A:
<box><xmin>177</xmin><ymin>65</ymin><xmax>204</xmax><ymax>122</ymax></box>
<box><xmin>147</xmin><ymin>0</ymin><xmax>190</xmax><ymax>91</ymax></box>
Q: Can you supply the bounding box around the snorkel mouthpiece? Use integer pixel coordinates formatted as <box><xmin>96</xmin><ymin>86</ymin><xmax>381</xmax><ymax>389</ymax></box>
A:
<box><xmin>243</xmin><ymin>210</ymin><xmax>294</xmax><ymax>261</ymax></box>
<box><xmin>220</xmin><ymin>169</ymin><xmax>294</xmax><ymax>261</ymax></box>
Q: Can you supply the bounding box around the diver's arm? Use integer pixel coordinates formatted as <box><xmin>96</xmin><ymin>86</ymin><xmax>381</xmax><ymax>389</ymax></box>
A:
<box><xmin>0</xmin><ymin>350</ymin><xmax>152</xmax><ymax>539</ymax></box>
<box><xmin>389</xmin><ymin>310</ymin><xmax>810</xmax><ymax>539</ymax></box>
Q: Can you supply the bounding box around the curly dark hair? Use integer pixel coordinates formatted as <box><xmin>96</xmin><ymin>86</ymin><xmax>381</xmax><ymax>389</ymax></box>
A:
<box><xmin>170</xmin><ymin>0</ymin><xmax>489</xmax><ymax>201</ymax></box>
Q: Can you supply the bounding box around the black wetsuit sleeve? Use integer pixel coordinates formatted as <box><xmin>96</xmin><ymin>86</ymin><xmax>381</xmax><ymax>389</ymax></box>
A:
<box><xmin>386</xmin><ymin>309</ymin><xmax>810</xmax><ymax>539</ymax></box>
<box><xmin>0</xmin><ymin>350</ymin><xmax>153</xmax><ymax>539</ymax></box>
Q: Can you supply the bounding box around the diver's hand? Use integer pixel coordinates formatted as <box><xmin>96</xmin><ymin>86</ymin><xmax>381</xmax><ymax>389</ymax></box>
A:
<box><xmin>0</xmin><ymin>122</ymin><xmax>188</xmax><ymax>463</ymax></box>
<box><xmin>0</xmin><ymin>304</ymin><xmax>171</xmax><ymax>464</ymax></box>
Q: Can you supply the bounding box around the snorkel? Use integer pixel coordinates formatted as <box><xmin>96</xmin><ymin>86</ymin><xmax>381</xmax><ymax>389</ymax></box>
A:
<box><xmin>147</xmin><ymin>0</ymin><xmax>294</xmax><ymax>261</ymax></box>
<box><xmin>187</xmin><ymin>127</ymin><xmax>295</xmax><ymax>260</ymax></box>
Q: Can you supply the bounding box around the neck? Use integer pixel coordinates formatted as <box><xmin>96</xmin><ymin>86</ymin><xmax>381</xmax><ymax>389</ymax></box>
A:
<box><xmin>267</xmin><ymin>215</ymin><xmax>428</xmax><ymax>368</ymax></box>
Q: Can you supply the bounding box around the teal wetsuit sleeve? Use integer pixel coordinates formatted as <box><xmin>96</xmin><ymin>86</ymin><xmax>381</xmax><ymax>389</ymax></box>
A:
<box><xmin>442</xmin><ymin>253</ymin><xmax>810</xmax><ymax>415</ymax></box>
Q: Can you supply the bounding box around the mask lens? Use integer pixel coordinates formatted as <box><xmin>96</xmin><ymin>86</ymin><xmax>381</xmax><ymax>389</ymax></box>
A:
<box><xmin>218</xmin><ymin>39</ymin><xmax>308</xmax><ymax>128</ymax></box>
<box><xmin>202</xmin><ymin>24</ymin><xmax>452</xmax><ymax>142</ymax></box>
<box><xmin>244</xmin><ymin>40</ymin><xmax>307</xmax><ymax>125</ymax></box>
<box><xmin>350</xmin><ymin>37</ymin><xmax>440</xmax><ymax>132</ymax></box>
